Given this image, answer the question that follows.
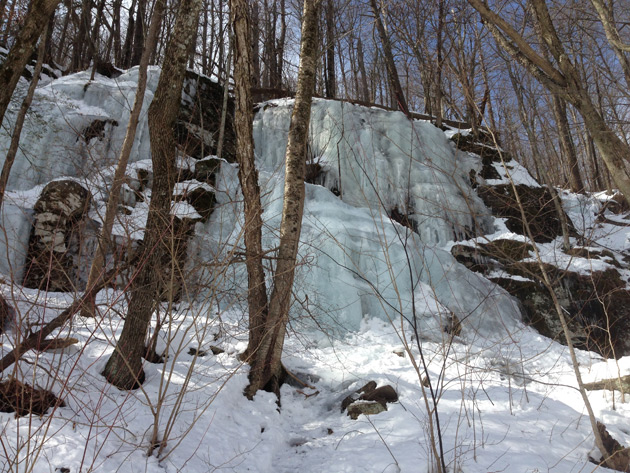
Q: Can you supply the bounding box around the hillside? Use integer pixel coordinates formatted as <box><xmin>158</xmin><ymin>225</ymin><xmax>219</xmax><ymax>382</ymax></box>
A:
<box><xmin>1</xmin><ymin>68</ymin><xmax>630</xmax><ymax>473</ymax></box>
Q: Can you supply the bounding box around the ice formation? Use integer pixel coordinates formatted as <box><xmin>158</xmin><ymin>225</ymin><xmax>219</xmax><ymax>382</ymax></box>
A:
<box><xmin>0</xmin><ymin>71</ymin><xmax>523</xmax><ymax>340</ymax></box>
<box><xmin>253</xmin><ymin>99</ymin><xmax>493</xmax><ymax>246</ymax></box>
<box><xmin>204</xmin><ymin>99</ymin><xmax>521</xmax><ymax>338</ymax></box>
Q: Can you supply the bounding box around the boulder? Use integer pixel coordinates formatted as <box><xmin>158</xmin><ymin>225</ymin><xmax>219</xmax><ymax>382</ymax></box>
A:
<box><xmin>194</xmin><ymin>156</ymin><xmax>222</xmax><ymax>185</ymax></box>
<box><xmin>22</xmin><ymin>180</ymin><xmax>92</xmax><ymax>292</ymax></box>
<box><xmin>361</xmin><ymin>385</ymin><xmax>399</xmax><ymax>406</ymax></box>
<box><xmin>185</xmin><ymin>186</ymin><xmax>216</xmax><ymax>221</ymax></box>
<box><xmin>342</xmin><ymin>381</ymin><xmax>399</xmax><ymax>419</ymax></box>
<box><xmin>347</xmin><ymin>401</ymin><xmax>387</xmax><ymax>420</ymax></box>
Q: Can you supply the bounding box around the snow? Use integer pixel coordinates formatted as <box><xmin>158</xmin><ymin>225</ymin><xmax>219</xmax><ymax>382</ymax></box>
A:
<box><xmin>1</xmin><ymin>290</ymin><xmax>629</xmax><ymax>473</ymax></box>
<box><xmin>484</xmin><ymin>158</ymin><xmax>540</xmax><ymax>187</ymax></box>
<box><xmin>0</xmin><ymin>67</ymin><xmax>161</xmax><ymax>191</ymax></box>
<box><xmin>1</xmin><ymin>71</ymin><xmax>630</xmax><ymax>473</ymax></box>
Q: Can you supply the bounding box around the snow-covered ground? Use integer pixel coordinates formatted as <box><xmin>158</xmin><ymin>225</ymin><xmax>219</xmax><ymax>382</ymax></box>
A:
<box><xmin>2</xmin><ymin>285</ymin><xmax>629</xmax><ymax>473</ymax></box>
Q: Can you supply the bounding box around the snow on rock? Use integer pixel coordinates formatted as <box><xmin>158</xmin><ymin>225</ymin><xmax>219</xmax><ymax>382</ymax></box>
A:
<box><xmin>0</xmin><ymin>67</ymin><xmax>160</xmax><ymax>191</ymax></box>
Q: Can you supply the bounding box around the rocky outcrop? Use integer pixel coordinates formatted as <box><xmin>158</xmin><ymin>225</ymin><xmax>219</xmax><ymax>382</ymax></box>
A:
<box><xmin>342</xmin><ymin>381</ymin><xmax>399</xmax><ymax>419</ymax></box>
<box><xmin>22</xmin><ymin>180</ymin><xmax>92</xmax><ymax>292</ymax></box>
<box><xmin>477</xmin><ymin>184</ymin><xmax>575</xmax><ymax>243</ymax></box>
<box><xmin>450</xmin><ymin>132</ymin><xmax>502</xmax><ymax>180</ymax></box>
<box><xmin>452</xmin><ymin>237</ymin><xmax>630</xmax><ymax>358</ymax></box>
<box><xmin>178</xmin><ymin>71</ymin><xmax>235</xmax><ymax>161</ymax></box>
<box><xmin>493</xmin><ymin>266</ymin><xmax>630</xmax><ymax>358</ymax></box>
<box><xmin>449</xmin><ymin>131</ymin><xmax>630</xmax><ymax>358</ymax></box>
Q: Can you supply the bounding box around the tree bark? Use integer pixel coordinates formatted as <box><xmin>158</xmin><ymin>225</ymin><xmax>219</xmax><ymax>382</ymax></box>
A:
<box><xmin>356</xmin><ymin>36</ymin><xmax>370</xmax><ymax>103</ymax></box>
<box><xmin>230</xmin><ymin>0</ymin><xmax>269</xmax><ymax>361</ymax></box>
<box><xmin>251</xmin><ymin>1</ymin><xmax>261</xmax><ymax>88</ymax></box>
<box><xmin>589</xmin><ymin>0</ymin><xmax>630</xmax><ymax>88</ymax></box>
<box><xmin>131</xmin><ymin>0</ymin><xmax>146</xmax><ymax>67</ymax></box>
<box><xmin>369</xmin><ymin>0</ymin><xmax>408</xmax><ymax>115</ymax></box>
<box><xmin>324</xmin><ymin>0</ymin><xmax>335</xmax><ymax>98</ymax></box>
<box><xmin>216</xmin><ymin>33</ymin><xmax>232</xmax><ymax>160</ymax></box>
<box><xmin>72</xmin><ymin>0</ymin><xmax>92</xmax><ymax>71</ymax></box>
<box><xmin>435</xmin><ymin>0</ymin><xmax>445</xmax><ymax>127</ymax></box>
<box><xmin>80</xmin><ymin>0</ymin><xmax>166</xmax><ymax>319</ymax></box>
<box><xmin>551</xmin><ymin>96</ymin><xmax>584</xmax><ymax>192</ymax></box>
<box><xmin>102</xmin><ymin>0</ymin><xmax>202</xmax><ymax>390</ymax></box>
<box><xmin>468</xmin><ymin>0</ymin><xmax>630</xmax><ymax>204</ymax></box>
<box><xmin>0</xmin><ymin>0</ymin><xmax>60</xmax><ymax>128</ymax></box>
<box><xmin>244</xmin><ymin>0</ymin><xmax>321</xmax><ymax>399</ymax></box>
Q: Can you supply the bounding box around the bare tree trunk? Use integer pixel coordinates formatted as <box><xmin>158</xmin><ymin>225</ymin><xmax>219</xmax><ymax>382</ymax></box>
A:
<box><xmin>102</xmin><ymin>0</ymin><xmax>202</xmax><ymax>390</ymax></box>
<box><xmin>435</xmin><ymin>0</ymin><xmax>445</xmax><ymax>127</ymax></box>
<box><xmin>43</xmin><ymin>13</ymin><xmax>56</xmax><ymax>66</ymax></box>
<box><xmin>80</xmin><ymin>0</ymin><xmax>165</xmax><ymax>319</ymax></box>
<box><xmin>468</xmin><ymin>0</ymin><xmax>630</xmax><ymax>205</ymax></box>
<box><xmin>230</xmin><ymin>0</ymin><xmax>269</xmax><ymax>361</ymax></box>
<box><xmin>369</xmin><ymin>0</ymin><xmax>408</xmax><ymax>115</ymax></box>
<box><xmin>72</xmin><ymin>0</ymin><xmax>92</xmax><ymax>71</ymax></box>
<box><xmin>0</xmin><ymin>0</ymin><xmax>60</xmax><ymax>127</ymax></box>
<box><xmin>589</xmin><ymin>0</ymin><xmax>630</xmax><ymax>89</ymax></box>
<box><xmin>275</xmin><ymin>0</ymin><xmax>286</xmax><ymax>89</ymax></box>
<box><xmin>356</xmin><ymin>36</ymin><xmax>370</xmax><ymax>103</ymax></box>
<box><xmin>2</xmin><ymin>0</ymin><xmax>17</xmax><ymax>44</ymax></box>
<box><xmin>0</xmin><ymin>28</ymin><xmax>47</xmax><ymax>207</ymax></box>
<box><xmin>244</xmin><ymin>0</ymin><xmax>321</xmax><ymax>399</ymax></box>
<box><xmin>121</xmin><ymin>0</ymin><xmax>137</xmax><ymax>68</ymax></box>
<box><xmin>324</xmin><ymin>0</ymin><xmax>335</xmax><ymax>98</ymax></box>
<box><xmin>251</xmin><ymin>1</ymin><xmax>261</xmax><ymax>88</ymax></box>
<box><xmin>56</xmin><ymin>2</ymin><xmax>71</xmax><ymax>64</ymax></box>
<box><xmin>131</xmin><ymin>0</ymin><xmax>146</xmax><ymax>67</ymax></box>
<box><xmin>551</xmin><ymin>96</ymin><xmax>584</xmax><ymax>192</ymax></box>
<box><xmin>112</xmin><ymin>0</ymin><xmax>123</xmax><ymax>65</ymax></box>
<box><xmin>216</xmin><ymin>33</ymin><xmax>232</xmax><ymax>160</ymax></box>
<box><xmin>201</xmin><ymin>0</ymin><xmax>208</xmax><ymax>74</ymax></box>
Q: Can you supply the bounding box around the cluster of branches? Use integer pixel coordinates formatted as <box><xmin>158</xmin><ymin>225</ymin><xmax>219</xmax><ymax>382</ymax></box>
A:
<box><xmin>2</xmin><ymin>0</ymin><xmax>630</xmax><ymax>200</ymax></box>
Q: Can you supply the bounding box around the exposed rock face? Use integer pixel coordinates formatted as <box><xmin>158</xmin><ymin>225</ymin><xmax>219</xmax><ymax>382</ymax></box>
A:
<box><xmin>0</xmin><ymin>293</ymin><xmax>10</xmax><ymax>333</ymax></box>
<box><xmin>79</xmin><ymin>119</ymin><xmax>119</xmax><ymax>143</ymax></box>
<box><xmin>178</xmin><ymin>71</ymin><xmax>235</xmax><ymax>161</ymax></box>
<box><xmin>194</xmin><ymin>156</ymin><xmax>222</xmax><ymax>185</ymax></box>
<box><xmin>452</xmin><ymin>238</ymin><xmax>630</xmax><ymax>358</ymax></box>
<box><xmin>22</xmin><ymin>180</ymin><xmax>92</xmax><ymax>292</ymax></box>
<box><xmin>494</xmin><ymin>267</ymin><xmax>630</xmax><ymax>358</ymax></box>
<box><xmin>450</xmin><ymin>132</ymin><xmax>502</xmax><ymax>180</ymax></box>
<box><xmin>477</xmin><ymin>184</ymin><xmax>575</xmax><ymax>243</ymax></box>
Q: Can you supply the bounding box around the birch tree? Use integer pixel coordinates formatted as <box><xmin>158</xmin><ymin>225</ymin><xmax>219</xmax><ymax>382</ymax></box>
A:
<box><xmin>230</xmin><ymin>0</ymin><xmax>322</xmax><ymax>398</ymax></box>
